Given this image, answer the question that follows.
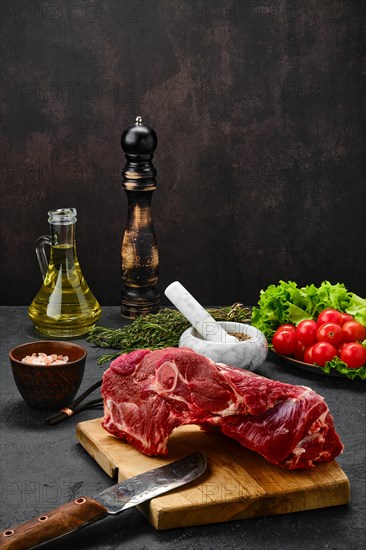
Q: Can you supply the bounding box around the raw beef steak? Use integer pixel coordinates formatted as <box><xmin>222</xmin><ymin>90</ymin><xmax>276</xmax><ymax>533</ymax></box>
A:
<box><xmin>101</xmin><ymin>348</ymin><xmax>343</xmax><ymax>469</ymax></box>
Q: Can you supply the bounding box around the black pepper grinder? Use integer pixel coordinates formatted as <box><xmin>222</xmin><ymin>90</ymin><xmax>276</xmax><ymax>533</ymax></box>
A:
<box><xmin>120</xmin><ymin>116</ymin><xmax>160</xmax><ymax>318</ymax></box>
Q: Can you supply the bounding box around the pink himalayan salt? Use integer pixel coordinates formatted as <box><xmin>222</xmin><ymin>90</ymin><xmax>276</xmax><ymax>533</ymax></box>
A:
<box><xmin>21</xmin><ymin>352</ymin><xmax>69</xmax><ymax>366</ymax></box>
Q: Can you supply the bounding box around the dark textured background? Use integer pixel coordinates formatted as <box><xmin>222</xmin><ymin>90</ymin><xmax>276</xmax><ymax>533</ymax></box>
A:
<box><xmin>1</xmin><ymin>0</ymin><xmax>365</xmax><ymax>307</ymax></box>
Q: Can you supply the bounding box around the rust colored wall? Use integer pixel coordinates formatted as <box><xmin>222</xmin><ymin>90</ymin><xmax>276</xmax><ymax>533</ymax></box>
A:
<box><xmin>1</xmin><ymin>0</ymin><xmax>365</xmax><ymax>306</ymax></box>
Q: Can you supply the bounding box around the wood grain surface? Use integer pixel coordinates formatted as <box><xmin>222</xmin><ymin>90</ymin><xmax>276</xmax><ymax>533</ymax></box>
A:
<box><xmin>76</xmin><ymin>419</ymin><xmax>350</xmax><ymax>530</ymax></box>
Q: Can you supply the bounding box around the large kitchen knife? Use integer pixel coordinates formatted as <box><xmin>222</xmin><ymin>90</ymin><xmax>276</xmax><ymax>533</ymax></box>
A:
<box><xmin>1</xmin><ymin>452</ymin><xmax>206</xmax><ymax>550</ymax></box>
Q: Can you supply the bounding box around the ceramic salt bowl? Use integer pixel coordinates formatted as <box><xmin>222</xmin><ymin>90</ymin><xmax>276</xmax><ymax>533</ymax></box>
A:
<box><xmin>179</xmin><ymin>321</ymin><xmax>268</xmax><ymax>371</ymax></box>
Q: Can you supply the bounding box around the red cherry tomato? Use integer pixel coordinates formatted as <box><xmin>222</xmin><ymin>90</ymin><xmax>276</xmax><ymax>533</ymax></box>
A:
<box><xmin>317</xmin><ymin>322</ymin><xmax>344</xmax><ymax>346</ymax></box>
<box><xmin>296</xmin><ymin>320</ymin><xmax>318</xmax><ymax>346</ymax></box>
<box><xmin>294</xmin><ymin>340</ymin><xmax>306</xmax><ymax>361</ymax></box>
<box><xmin>276</xmin><ymin>324</ymin><xmax>296</xmax><ymax>333</ymax></box>
<box><xmin>340</xmin><ymin>312</ymin><xmax>353</xmax><ymax>325</ymax></box>
<box><xmin>337</xmin><ymin>342</ymin><xmax>348</xmax><ymax>355</ymax></box>
<box><xmin>312</xmin><ymin>342</ymin><xmax>338</xmax><ymax>367</ymax></box>
<box><xmin>304</xmin><ymin>345</ymin><xmax>315</xmax><ymax>364</ymax></box>
<box><xmin>341</xmin><ymin>321</ymin><xmax>366</xmax><ymax>343</ymax></box>
<box><xmin>272</xmin><ymin>330</ymin><xmax>297</xmax><ymax>355</ymax></box>
<box><xmin>340</xmin><ymin>343</ymin><xmax>366</xmax><ymax>369</ymax></box>
<box><xmin>317</xmin><ymin>308</ymin><xmax>343</xmax><ymax>326</ymax></box>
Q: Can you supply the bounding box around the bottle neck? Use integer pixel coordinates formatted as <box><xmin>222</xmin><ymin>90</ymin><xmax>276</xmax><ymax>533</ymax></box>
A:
<box><xmin>50</xmin><ymin>222</ymin><xmax>76</xmax><ymax>246</ymax></box>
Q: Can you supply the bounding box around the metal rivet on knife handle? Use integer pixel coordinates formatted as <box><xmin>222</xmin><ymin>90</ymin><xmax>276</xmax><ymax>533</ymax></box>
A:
<box><xmin>3</xmin><ymin>530</ymin><xmax>14</xmax><ymax>537</ymax></box>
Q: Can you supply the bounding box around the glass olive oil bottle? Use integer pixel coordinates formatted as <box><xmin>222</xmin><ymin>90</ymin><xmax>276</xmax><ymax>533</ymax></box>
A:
<box><xmin>28</xmin><ymin>208</ymin><xmax>101</xmax><ymax>337</ymax></box>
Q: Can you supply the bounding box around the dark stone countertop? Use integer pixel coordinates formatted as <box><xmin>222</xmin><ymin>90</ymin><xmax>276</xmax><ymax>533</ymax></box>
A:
<box><xmin>0</xmin><ymin>306</ymin><xmax>365</xmax><ymax>550</ymax></box>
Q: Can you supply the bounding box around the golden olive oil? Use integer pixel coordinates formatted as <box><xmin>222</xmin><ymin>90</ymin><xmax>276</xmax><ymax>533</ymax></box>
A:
<box><xmin>28</xmin><ymin>244</ymin><xmax>101</xmax><ymax>337</ymax></box>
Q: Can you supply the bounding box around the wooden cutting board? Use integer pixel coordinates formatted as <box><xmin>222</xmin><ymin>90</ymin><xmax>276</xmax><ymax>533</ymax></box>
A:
<box><xmin>76</xmin><ymin>419</ymin><xmax>350</xmax><ymax>530</ymax></box>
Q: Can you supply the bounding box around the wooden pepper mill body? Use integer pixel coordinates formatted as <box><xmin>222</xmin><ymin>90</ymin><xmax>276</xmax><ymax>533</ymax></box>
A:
<box><xmin>120</xmin><ymin>116</ymin><xmax>160</xmax><ymax>318</ymax></box>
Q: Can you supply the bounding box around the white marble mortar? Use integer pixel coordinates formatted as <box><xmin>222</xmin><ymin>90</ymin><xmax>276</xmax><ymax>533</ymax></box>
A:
<box><xmin>179</xmin><ymin>321</ymin><xmax>268</xmax><ymax>371</ymax></box>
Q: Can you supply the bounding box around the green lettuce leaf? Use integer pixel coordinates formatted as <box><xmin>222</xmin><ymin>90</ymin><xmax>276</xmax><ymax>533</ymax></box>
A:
<box><xmin>319</xmin><ymin>355</ymin><xmax>366</xmax><ymax>381</ymax></box>
<box><xmin>345</xmin><ymin>293</ymin><xmax>366</xmax><ymax>325</ymax></box>
<box><xmin>287</xmin><ymin>303</ymin><xmax>312</xmax><ymax>325</ymax></box>
<box><xmin>308</xmin><ymin>281</ymin><xmax>351</xmax><ymax>315</ymax></box>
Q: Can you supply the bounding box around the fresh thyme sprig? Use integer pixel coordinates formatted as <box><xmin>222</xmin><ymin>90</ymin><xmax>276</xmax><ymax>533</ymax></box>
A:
<box><xmin>87</xmin><ymin>304</ymin><xmax>251</xmax><ymax>365</ymax></box>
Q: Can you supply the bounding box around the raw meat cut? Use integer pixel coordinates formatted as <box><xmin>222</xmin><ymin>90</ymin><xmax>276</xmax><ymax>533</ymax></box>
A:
<box><xmin>101</xmin><ymin>347</ymin><xmax>344</xmax><ymax>469</ymax></box>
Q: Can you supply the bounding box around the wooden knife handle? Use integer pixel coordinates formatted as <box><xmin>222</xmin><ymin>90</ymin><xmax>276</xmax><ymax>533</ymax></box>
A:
<box><xmin>0</xmin><ymin>496</ymin><xmax>108</xmax><ymax>550</ymax></box>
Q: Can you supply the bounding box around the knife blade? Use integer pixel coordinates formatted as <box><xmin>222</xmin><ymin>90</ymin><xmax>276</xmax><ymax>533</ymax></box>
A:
<box><xmin>1</xmin><ymin>452</ymin><xmax>206</xmax><ymax>550</ymax></box>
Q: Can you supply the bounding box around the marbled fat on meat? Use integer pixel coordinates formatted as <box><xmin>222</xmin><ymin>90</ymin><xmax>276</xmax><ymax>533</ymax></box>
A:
<box><xmin>101</xmin><ymin>348</ymin><xmax>344</xmax><ymax>469</ymax></box>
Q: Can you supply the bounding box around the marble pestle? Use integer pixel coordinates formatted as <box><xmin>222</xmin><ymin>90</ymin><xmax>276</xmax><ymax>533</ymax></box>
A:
<box><xmin>164</xmin><ymin>281</ymin><xmax>237</xmax><ymax>343</ymax></box>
